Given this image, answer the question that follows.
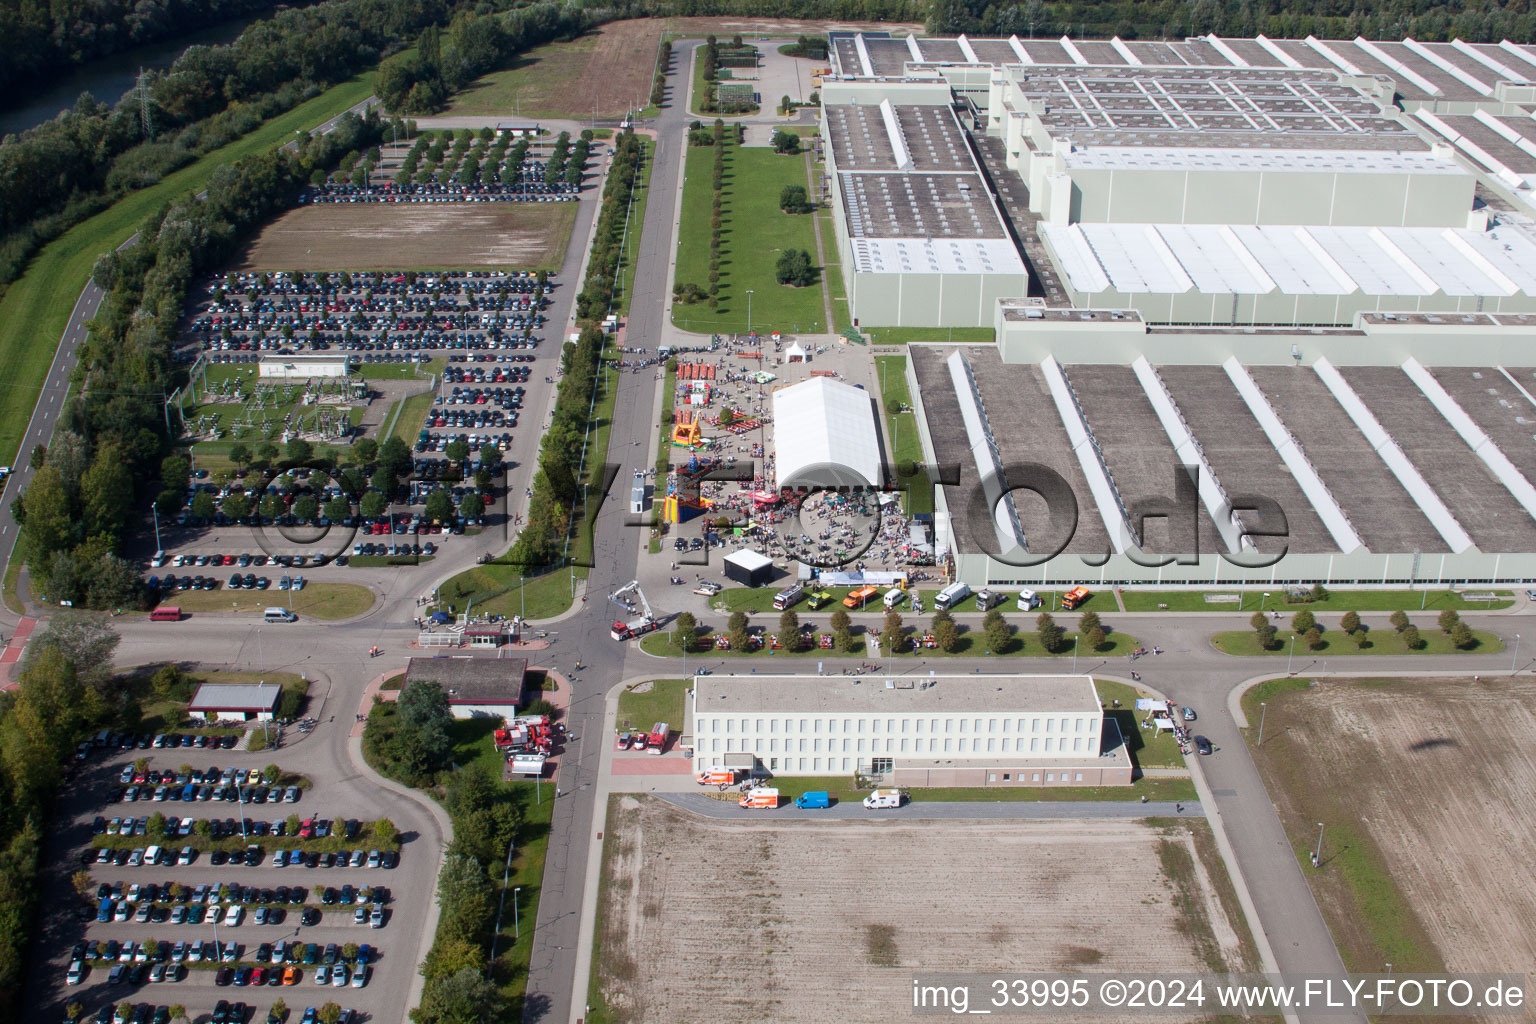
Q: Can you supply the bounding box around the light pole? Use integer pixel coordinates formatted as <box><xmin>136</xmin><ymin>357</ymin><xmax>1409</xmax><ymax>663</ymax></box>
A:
<box><xmin>487</xmin><ymin>834</ymin><xmax>516</xmax><ymax>971</ymax></box>
<box><xmin>745</xmin><ymin>290</ymin><xmax>754</xmax><ymax>336</ymax></box>
<box><xmin>1513</xmin><ymin>633</ymin><xmax>1521</xmax><ymax>673</ymax></box>
<box><xmin>513</xmin><ymin>886</ymin><xmax>522</xmax><ymax>941</ymax></box>
<box><xmin>152</xmin><ymin>504</ymin><xmax>162</xmax><ymax>553</ymax></box>
<box><xmin>1261</xmin><ymin>591</ymin><xmax>1269</xmax><ymax>614</ymax></box>
<box><xmin>1071</xmin><ymin>633</ymin><xmax>1078</xmax><ymax>673</ymax></box>
<box><xmin>258</xmin><ymin>629</ymin><xmax>263</xmax><ymax>672</ymax></box>
<box><xmin>1314</xmin><ymin>821</ymin><xmax>1325</xmax><ymax>864</ymax></box>
<box><xmin>1257</xmin><ymin>702</ymin><xmax>1267</xmax><ymax>746</ymax></box>
<box><xmin>1286</xmin><ymin>633</ymin><xmax>1295</xmax><ymax>674</ymax></box>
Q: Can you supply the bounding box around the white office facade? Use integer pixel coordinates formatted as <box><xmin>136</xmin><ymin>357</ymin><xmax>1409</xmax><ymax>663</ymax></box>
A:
<box><xmin>689</xmin><ymin>674</ymin><xmax>1131</xmax><ymax>787</ymax></box>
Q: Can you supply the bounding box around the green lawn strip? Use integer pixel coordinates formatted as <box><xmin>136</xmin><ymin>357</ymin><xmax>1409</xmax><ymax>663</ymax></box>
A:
<box><xmin>615</xmin><ymin>679</ymin><xmax>688</xmax><ymax>735</ymax></box>
<box><xmin>0</xmin><ymin>72</ymin><xmax>373</xmax><ymax>467</ymax></box>
<box><xmin>874</xmin><ymin>354</ymin><xmax>932</xmax><ymax>515</ymax></box>
<box><xmin>614</xmin><ymin>139</ymin><xmax>654</xmax><ymax>317</ymax></box>
<box><xmin>566</xmin><ymin>359</ymin><xmax>620</xmax><ymax>571</ymax></box>
<box><xmin>671</xmin><ymin>144</ymin><xmax>827</xmax><ymax>335</ymax></box>
<box><xmin>380</xmin><ymin>672</ymin><xmax>404</xmax><ymax>692</ymax></box>
<box><xmin>861</xmin><ymin>326</ymin><xmax>996</xmax><ymax>345</ymax></box>
<box><xmin>92</xmin><ymin>818</ymin><xmax>400</xmax><ymax>855</ymax></box>
<box><xmin>1121</xmin><ymin>588</ymin><xmax>1513</xmax><ymax>613</ymax></box>
<box><xmin>2</xmin><ymin>533</ymin><xmax>23</xmax><ymax>615</ymax></box>
<box><xmin>159</xmin><ymin>583</ymin><xmax>376</xmax><ymax>620</ymax></box>
<box><xmin>386</xmin><ymin>390</ymin><xmax>437</xmax><ymax>446</ymax></box>
<box><xmin>354</xmin><ymin>358</ymin><xmax>444</xmax><ymax>381</ymax></box>
<box><xmin>437</xmin><ymin>563</ymin><xmax>577</xmax><ymax>621</ymax></box>
<box><xmin>1093</xmin><ymin>680</ymin><xmax>1187</xmax><ymax>770</ymax></box>
<box><xmin>441</xmin><ymin>718</ymin><xmax>553</xmax><ymax>1015</ymax></box>
<box><xmin>1212</xmin><ymin>626</ymin><xmax>1503</xmax><ymax>656</ymax></box>
<box><xmin>642</xmin><ymin>624</ymin><xmax>1139</xmax><ymax>658</ymax></box>
<box><xmin>712</xmin><ymin>774</ymin><xmax>1197</xmax><ymax>805</ymax></box>
<box><xmin>1243</xmin><ymin>680</ymin><xmax>1444</xmax><ymax>974</ymax></box>
<box><xmin>816</xmin><ymin>210</ymin><xmax>841</xmax><ymax>268</ymax></box>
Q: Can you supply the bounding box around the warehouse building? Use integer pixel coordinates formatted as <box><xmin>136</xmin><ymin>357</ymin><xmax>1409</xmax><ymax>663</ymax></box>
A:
<box><xmin>770</xmin><ymin>376</ymin><xmax>884</xmax><ymax>489</ymax></box>
<box><xmin>816</xmin><ymin>31</ymin><xmax>1536</xmax><ymax>585</ymax></box>
<box><xmin>688</xmin><ymin>673</ymin><xmax>1131</xmax><ymax>788</ymax></box>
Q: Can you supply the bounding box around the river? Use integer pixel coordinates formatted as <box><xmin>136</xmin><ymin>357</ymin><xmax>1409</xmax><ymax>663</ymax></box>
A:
<box><xmin>0</xmin><ymin>13</ymin><xmax>271</xmax><ymax>138</ymax></box>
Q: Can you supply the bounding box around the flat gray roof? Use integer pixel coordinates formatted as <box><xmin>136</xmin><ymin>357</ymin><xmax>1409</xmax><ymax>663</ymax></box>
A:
<box><xmin>839</xmin><ymin>172</ymin><xmax>1004</xmax><ymax>240</ymax></box>
<box><xmin>694</xmin><ymin>674</ymin><xmax>1102</xmax><ymax>715</ymax></box>
<box><xmin>403</xmin><ymin>656</ymin><xmax>527</xmax><ymax>704</ymax></box>
<box><xmin>189</xmin><ymin>683</ymin><xmax>281</xmax><ymax>712</ymax></box>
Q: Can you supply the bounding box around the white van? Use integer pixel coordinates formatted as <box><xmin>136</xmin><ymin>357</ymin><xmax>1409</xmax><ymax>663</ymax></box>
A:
<box><xmin>144</xmin><ymin>845</ymin><xmax>163</xmax><ymax>866</ymax></box>
<box><xmin>263</xmin><ymin>608</ymin><xmax>297</xmax><ymax>623</ymax></box>
<box><xmin>150</xmin><ymin>550</ymin><xmax>166</xmax><ymax>568</ymax></box>
<box><xmin>862</xmin><ymin>789</ymin><xmax>905</xmax><ymax>809</ymax></box>
<box><xmin>1016</xmin><ymin>589</ymin><xmax>1041</xmax><ymax>611</ymax></box>
<box><xmin>882</xmin><ymin>588</ymin><xmax>906</xmax><ymax>610</ymax></box>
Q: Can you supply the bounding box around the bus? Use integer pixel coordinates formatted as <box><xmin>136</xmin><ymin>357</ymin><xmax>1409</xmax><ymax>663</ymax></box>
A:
<box><xmin>149</xmin><ymin>606</ymin><xmax>182</xmax><ymax>622</ymax></box>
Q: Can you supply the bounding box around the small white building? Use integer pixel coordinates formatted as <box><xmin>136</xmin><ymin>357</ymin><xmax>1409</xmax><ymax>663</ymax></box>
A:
<box><xmin>258</xmin><ymin>354</ymin><xmax>352</xmax><ymax>379</ymax></box>
<box><xmin>689</xmin><ymin>673</ymin><xmax>1131</xmax><ymax>787</ymax></box>
<box><xmin>189</xmin><ymin>683</ymin><xmax>282</xmax><ymax>722</ymax></box>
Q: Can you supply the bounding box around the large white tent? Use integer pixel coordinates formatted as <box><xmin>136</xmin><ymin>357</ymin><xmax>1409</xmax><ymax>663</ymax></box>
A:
<box><xmin>771</xmin><ymin>377</ymin><xmax>883</xmax><ymax>489</ymax></box>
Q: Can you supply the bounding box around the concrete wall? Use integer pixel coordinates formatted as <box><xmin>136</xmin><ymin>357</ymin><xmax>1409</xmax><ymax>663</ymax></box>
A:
<box><xmin>450</xmin><ymin>703</ymin><xmax>518</xmax><ymax>719</ymax></box>
<box><xmin>850</xmin><ymin>268</ymin><xmax>1031</xmax><ymax>328</ymax></box>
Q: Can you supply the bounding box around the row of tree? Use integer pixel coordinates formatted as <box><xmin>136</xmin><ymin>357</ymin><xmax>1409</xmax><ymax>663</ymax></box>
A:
<box><xmin>15</xmin><ymin>116</ymin><xmax>396</xmax><ymax>609</ymax></box>
<box><xmin>676</xmin><ymin>120</ymin><xmax>729</xmax><ymax>306</ymax></box>
<box><xmin>0</xmin><ymin>0</ymin><xmax>456</xmax><ymax>287</ymax></box>
<box><xmin>574</xmin><ymin>129</ymin><xmax>646</xmax><ymax>320</ymax></box>
<box><xmin>650</xmin><ymin>39</ymin><xmax>673</xmax><ymax>107</ymax></box>
<box><xmin>1249</xmin><ymin>607</ymin><xmax>1476</xmax><ymax>650</ymax></box>
<box><xmin>673</xmin><ymin>607</ymin><xmax>1107</xmax><ymax>655</ymax></box>
<box><xmin>375</xmin><ymin>3</ymin><xmax>588</xmax><ymax>113</ymax></box>
<box><xmin>0</xmin><ymin>617</ymin><xmax>125</xmax><ymax>1016</ymax></box>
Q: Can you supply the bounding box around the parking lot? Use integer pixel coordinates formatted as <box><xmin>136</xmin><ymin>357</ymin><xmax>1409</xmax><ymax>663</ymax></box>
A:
<box><xmin>38</xmin><ymin>731</ymin><xmax>436</xmax><ymax>1024</ymax></box>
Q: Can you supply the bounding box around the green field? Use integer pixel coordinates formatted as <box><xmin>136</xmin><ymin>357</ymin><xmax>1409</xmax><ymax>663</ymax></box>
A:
<box><xmin>386</xmin><ymin>390</ymin><xmax>437</xmax><ymax>446</ymax></box>
<box><xmin>1212</xmin><ymin>626</ymin><xmax>1504</xmax><ymax>656</ymax></box>
<box><xmin>354</xmin><ymin>358</ymin><xmax>443</xmax><ymax>381</ymax></box>
<box><xmin>161</xmin><ymin>582</ymin><xmax>376</xmax><ymax>620</ymax></box>
<box><xmin>446</xmin><ymin>35</ymin><xmax>600</xmax><ymax>118</ymax></box>
<box><xmin>614</xmin><ymin>139</ymin><xmax>654</xmax><ymax>317</ymax></box>
<box><xmin>1121</xmin><ymin>588</ymin><xmax>1514</xmax><ymax>612</ymax></box>
<box><xmin>1094</xmin><ymin>680</ymin><xmax>1187</xmax><ymax>770</ymax></box>
<box><xmin>436</xmin><ymin>563</ymin><xmax>577</xmax><ymax>621</ymax></box>
<box><xmin>0</xmin><ymin>71</ymin><xmax>374</xmax><ymax>468</ymax></box>
<box><xmin>874</xmin><ymin>354</ymin><xmax>932</xmax><ymax>515</ymax></box>
<box><xmin>690</xmin><ymin>48</ymin><xmax>761</xmax><ymax>117</ymax></box>
<box><xmin>616</xmin><ymin>678</ymin><xmax>688</xmax><ymax>734</ymax></box>
<box><xmin>670</xmin><ymin>143</ymin><xmax>826</xmax><ymax>335</ymax></box>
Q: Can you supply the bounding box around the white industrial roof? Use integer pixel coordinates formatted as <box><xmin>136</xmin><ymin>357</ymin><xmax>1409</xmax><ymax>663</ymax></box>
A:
<box><xmin>1063</xmin><ymin>147</ymin><xmax>1465</xmax><ymax>175</ymax></box>
<box><xmin>847</xmin><ymin>236</ymin><xmax>1027</xmax><ymax>275</ymax></box>
<box><xmin>724</xmin><ymin>549</ymin><xmax>773</xmax><ymax>572</ymax></box>
<box><xmin>770</xmin><ymin>377</ymin><xmax>883</xmax><ymax>488</ymax></box>
<box><xmin>188</xmin><ymin>683</ymin><xmax>281</xmax><ymax>712</ymax></box>
<box><xmin>1042</xmin><ymin>221</ymin><xmax>1536</xmax><ymax>298</ymax></box>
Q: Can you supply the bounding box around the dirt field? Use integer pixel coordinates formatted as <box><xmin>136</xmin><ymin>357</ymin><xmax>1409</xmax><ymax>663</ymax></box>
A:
<box><xmin>448</xmin><ymin>20</ymin><xmax>662</xmax><ymax>118</ymax></box>
<box><xmin>235</xmin><ymin>203</ymin><xmax>576</xmax><ymax>271</ymax></box>
<box><xmin>593</xmin><ymin>796</ymin><xmax>1253</xmax><ymax>1024</ymax></box>
<box><xmin>1251</xmin><ymin>676</ymin><xmax>1536</xmax><ymax>985</ymax></box>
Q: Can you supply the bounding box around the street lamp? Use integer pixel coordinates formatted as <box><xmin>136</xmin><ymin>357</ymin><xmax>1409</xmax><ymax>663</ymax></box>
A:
<box><xmin>1257</xmin><ymin>701</ymin><xmax>1267</xmax><ymax>746</ymax></box>
<box><xmin>745</xmin><ymin>290</ymin><xmax>754</xmax><ymax>336</ymax></box>
<box><xmin>1513</xmin><ymin>633</ymin><xmax>1521</xmax><ymax>673</ymax></box>
<box><xmin>1286</xmin><ymin>633</ymin><xmax>1295</xmax><ymax>674</ymax></box>
<box><xmin>1314</xmin><ymin>821</ymin><xmax>1325</xmax><ymax>864</ymax></box>
<box><xmin>513</xmin><ymin>886</ymin><xmax>522</xmax><ymax>941</ymax></box>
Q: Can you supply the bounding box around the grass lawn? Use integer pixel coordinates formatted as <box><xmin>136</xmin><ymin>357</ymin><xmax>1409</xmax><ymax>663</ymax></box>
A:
<box><xmin>614</xmin><ymin>139</ymin><xmax>654</xmax><ymax>317</ymax></box>
<box><xmin>437</xmin><ymin>563</ymin><xmax>578</xmax><ymax>621</ymax></box>
<box><xmin>163</xmin><ymin>582</ymin><xmax>375</xmax><ymax>620</ymax></box>
<box><xmin>0</xmin><ymin>71</ymin><xmax>374</xmax><ymax>467</ymax></box>
<box><xmin>862</xmin><ymin>326</ymin><xmax>996</xmax><ymax>345</ymax></box>
<box><xmin>1122</xmin><ymin>588</ymin><xmax>1513</xmax><ymax>613</ymax></box>
<box><xmin>1094</xmin><ymin>680</ymin><xmax>1187</xmax><ymax>770</ymax></box>
<box><xmin>615</xmin><ymin>678</ymin><xmax>688</xmax><ymax>734</ymax></box>
<box><xmin>571</xmin><ymin>359</ymin><xmax>620</xmax><ymax>568</ymax></box>
<box><xmin>689</xmin><ymin>48</ymin><xmax>759</xmax><ymax>117</ymax></box>
<box><xmin>670</xmin><ymin>143</ymin><xmax>826</xmax><ymax>335</ymax></box>
<box><xmin>445</xmin><ymin>35</ymin><xmax>599</xmax><ymax>118</ymax></box>
<box><xmin>730</xmin><ymin>774</ymin><xmax>1197</xmax><ymax>805</ymax></box>
<box><xmin>355</xmin><ymin>358</ymin><xmax>444</xmax><ymax>381</ymax></box>
<box><xmin>386</xmin><ymin>390</ymin><xmax>436</xmax><ymax>446</ymax></box>
<box><xmin>1212</xmin><ymin>626</ymin><xmax>1503</xmax><ymax>656</ymax></box>
<box><xmin>874</xmin><ymin>354</ymin><xmax>932</xmax><ymax>515</ymax></box>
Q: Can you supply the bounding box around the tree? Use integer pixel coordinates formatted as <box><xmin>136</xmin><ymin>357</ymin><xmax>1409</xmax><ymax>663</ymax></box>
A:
<box><xmin>772</xmin><ymin>128</ymin><xmax>801</xmax><ymax>154</ymax></box>
<box><xmin>353</xmin><ymin>437</ymin><xmax>378</xmax><ymax>466</ymax></box>
<box><xmin>292</xmin><ymin>495</ymin><xmax>319</xmax><ymax>523</ymax></box>
<box><xmin>148</xmin><ymin>811</ymin><xmax>167</xmax><ymax>837</ymax></box>
<box><xmin>360</xmin><ymin>491</ymin><xmax>387</xmax><ymax>519</ymax></box>
<box><xmin>227</xmin><ymin>444</ymin><xmax>250</xmax><ymax>470</ymax></box>
<box><xmin>1389</xmin><ymin>610</ymin><xmax>1410</xmax><ymax>631</ymax></box>
<box><xmin>674</xmin><ymin>611</ymin><xmax>696</xmax><ymax>653</ymax></box>
<box><xmin>445</xmin><ymin>439</ymin><xmax>470</xmax><ymax>463</ymax></box>
<box><xmin>459</xmin><ymin>492</ymin><xmax>484</xmax><ymax>519</ymax></box>
<box><xmin>421</xmin><ymin>935</ymin><xmax>485</xmax><ymax>981</ymax></box>
<box><xmin>1438</xmin><ymin>608</ymin><xmax>1460</xmax><ymax>633</ymax></box>
<box><xmin>324</xmin><ymin>495</ymin><xmax>351</xmax><ymax>522</ymax></box>
<box><xmin>717</xmin><ymin>406</ymin><xmax>736</xmax><ymax>427</ymax></box>
<box><xmin>778</xmin><ymin>609</ymin><xmax>802</xmax><ymax>652</ymax></box>
<box><xmin>190</xmin><ymin>491</ymin><xmax>216</xmax><ymax>522</ymax></box>
<box><xmin>727</xmin><ymin>610</ymin><xmax>751</xmax><ymax>652</ymax></box>
<box><xmin>1256</xmin><ymin>624</ymin><xmax>1278</xmax><ymax>649</ymax></box>
<box><xmin>318</xmin><ymin>1003</ymin><xmax>342</xmax><ymax>1024</ymax></box>
<box><xmin>71</xmin><ymin>869</ymin><xmax>94</xmax><ymax>902</ymax></box>
<box><xmin>983</xmin><ymin>609</ymin><xmax>1009</xmax><ymax>653</ymax></box>
<box><xmin>1035</xmin><ymin>612</ymin><xmax>1065</xmax><ymax>653</ymax></box>
<box><xmin>255</xmin><ymin>442</ymin><xmax>279</xmax><ymax>467</ymax></box>
<box><xmin>829</xmin><ymin>608</ymin><xmax>851</xmax><ymax>633</ymax></box>
<box><xmin>1401</xmin><ymin>624</ymin><xmax>1423</xmax><ymax>649</ymax></box>
<box><xmin>1085</xmin><ymin>626</ymin><xmax>1106</xmax><ymax>651</ymax></box>
<box><xmin>425</xmin><ymin>490</ymin><xmax>456</xmax><ymax>523</ymax></box>
<box><xmin>1339</xmin><ymin>610</ymin><xmax>1361</xmax><ymax>635</ymax></box>
<box><xmin>221</xmin><ymin>492</ymin><xmax>250</xmax><ymax>521</ymax></box>
<box><xmin>285</xmin><ymin>438</ymin><xmax>314</xmax><ymax>464</ymax></box>
<box><xmin>1304</xmin><ymin>626</ymin><xmax>1324</xmax><ymax>650</ymax></box>
<box><xmin>417</xmin><ymin>967</ymin><xmax>505</xmax><ymax>1024</ymax></box>
<box><xmin>1077</xmin><ymin>610</ymin><xmax>1101</xmax><ymax>636</ymax></box>
<box><xmin>371</xmin><ymin>466</ymin><xmax>397</xmax><ymax>497</ymax></box>
<box><xmin>1450</xmin><ymin>622</ymin><xmax>1474</xmax><ymax>649</ymax></box>
<box><xmin>1250</xmin><ymin>611</ymin><xmax>1268</xmax><ymax>630</ymax></box>
<box><xmin>380</xmin><ymin>436</ymin><xmax>412</xmax><ymax>476</ymax></box>
<box><xmin>342</xmin><ymin>942</ymin><xmax>360</xmax><ymax>962</ymax></box>
<box><xmin>260</xmin><ymin>493</ymin><xmax>284</xmax><ymax>522</ymax></box>
<box><xmin>881</xmin><ymin>610</ymin><xmax>904</xmax><ymax>657</ymax></box>
<box><xmin>82</xmin><ymin>444</ymin><xmax>134</xmax><ymax>540</ymax></box>
<box><xmin>775</xmin><ymin>248</ymin><xmax>815</xmax><ymax>286</ymax></box>
<box><xmin>779</xmin><ymin>184</ymin><xmax>809</xmax><ymax>213</ymax></box>
<box><xmin>434</xmin><ymin>854</ymin><xmax>494</xmax><ymax>943</ymax></box>
<box><xmin>1291</xmin><ymin>609</ymin><xmax>1315</xmax><ymax>634</ymax></box>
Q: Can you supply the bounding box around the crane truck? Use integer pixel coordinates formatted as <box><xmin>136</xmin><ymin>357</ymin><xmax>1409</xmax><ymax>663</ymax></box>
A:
<box><xmin>608</xmin><ymin>580</ymin><xmax>659</xmax><ymax>641</ymax></box>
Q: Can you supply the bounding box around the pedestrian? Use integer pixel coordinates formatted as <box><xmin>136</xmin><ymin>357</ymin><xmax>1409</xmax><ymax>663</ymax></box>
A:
<box><xmin>1175</xmin><ymin>803</ymin><xmax>1183</xmax><ymax>813</ymax></box>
